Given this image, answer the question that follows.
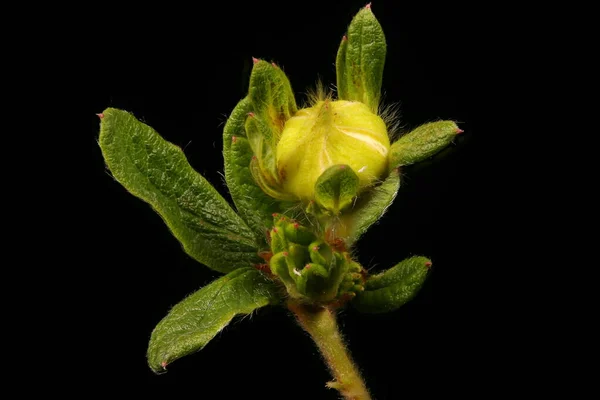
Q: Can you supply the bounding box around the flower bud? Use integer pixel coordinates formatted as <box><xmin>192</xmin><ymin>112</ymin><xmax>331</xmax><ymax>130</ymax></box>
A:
<box><xmin>276</xmin><ymin>100</ymin><xmax>390</xmax><ymax>201</ymax></box>
<box><xmin>267</xmin><ymin>214</ymin><xmax>365</xmax><ymax>303</ymax></box>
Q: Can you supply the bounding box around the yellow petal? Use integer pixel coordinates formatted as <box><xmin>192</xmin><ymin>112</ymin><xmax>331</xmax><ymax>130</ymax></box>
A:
<box><xmin>276</xmin><ymin>100</ymin><xmax>390</xmax><ymax>200</ymax></box>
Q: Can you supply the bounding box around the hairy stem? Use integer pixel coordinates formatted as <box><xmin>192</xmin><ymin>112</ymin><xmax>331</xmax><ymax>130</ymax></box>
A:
<box><xmin>288</xmin><ymin>301</ymin><xmax>371</xmax><ymax>400</ymax></box>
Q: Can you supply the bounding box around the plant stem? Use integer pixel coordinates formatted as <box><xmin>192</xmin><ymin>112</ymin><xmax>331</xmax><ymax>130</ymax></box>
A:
<box><xmin>288</xmin><ymin>301</ymin><xmax>371</xmax><ymax>400</ymax></box>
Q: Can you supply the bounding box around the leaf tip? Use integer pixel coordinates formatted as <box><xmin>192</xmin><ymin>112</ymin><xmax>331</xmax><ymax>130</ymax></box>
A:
<box><xmin>365</xmin><ymin>2</ymin><xmax>372</xmax><ymax>10</ymax></box>
<box><xmin>425</xmin><ymin>261</ymin><xmax>432</xmax><ymax>268</ymax></box>
<box><xmin>252</xmin><ymin>57</ymin><xmax>260</xmax><ymax>64</ymax></box>
<box><xmin>161</xmin><ymin>361</ymin><xmax>168</xmax><ymax>369</ymax></box>
<box><xmin>342</xmin><ymin>34</ymin><xmax>348</xmax><ymax>41</ymax></box>
<box><xmin>456</xmin><ymin>128</ymin><xmax>464</xmax><ymax>134</ymax></box>
<box><xmin>96</xmin><ymin>113</ymin><xmax>104</xmax><ymax>119</ymax></box>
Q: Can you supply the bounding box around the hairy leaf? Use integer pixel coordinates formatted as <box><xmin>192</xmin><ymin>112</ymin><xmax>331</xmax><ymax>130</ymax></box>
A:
<box><xmin>390</xmin><ymin>121</ymin><xmax>461</xmax><ymax>167</ymax></box>
<box><xmin>342</xmin><ymin>168</ymin><xmax>401</xmax><ymax>247</ymax></box>
<box><xmin>223</xmin><ymin>98</ymin><xmax>282</xmax><ymax>239</ymax></box>
<box><xmin>99</xmin><ymin>108</ymin><xmax>260</xmax><ymax>273</ymax></box>
<box><xmin>248</xmin><ymin>59</ymin><xmax>297</xmax><ymax>140</ymax></box>
<box><xmin>147</xmin><ymin>268</ymin><xmax>282</xmax><ymax>372</ymax></box>
<box><xmin>353</xmin><ymin>256</ymin><xmax>431</xmax><ymax>313</ymax></box>
<box><xmin>336</xmin><ymin>4</ymin><xmax>386</xmax><ymax>111</ymax></box>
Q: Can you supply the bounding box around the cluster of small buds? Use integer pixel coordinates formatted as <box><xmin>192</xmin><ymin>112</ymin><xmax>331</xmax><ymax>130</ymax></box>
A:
<box><xmin>267</xmin><ymin>213</ymin><xmax>365</xmax><ymax>303</ymax></box>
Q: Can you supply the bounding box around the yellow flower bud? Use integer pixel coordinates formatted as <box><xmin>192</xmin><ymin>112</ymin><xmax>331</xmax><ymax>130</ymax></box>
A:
<box><xmin>276</xmin><ymin>100</ymin><xmax>390</xmax><ymax>200</ymax></box>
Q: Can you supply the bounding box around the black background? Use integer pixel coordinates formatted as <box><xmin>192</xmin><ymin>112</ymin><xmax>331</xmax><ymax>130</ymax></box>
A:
<box><xmin>82</xmin><ymin>1</ymin><xmax>481</xmax><ymax>398</ymax></box>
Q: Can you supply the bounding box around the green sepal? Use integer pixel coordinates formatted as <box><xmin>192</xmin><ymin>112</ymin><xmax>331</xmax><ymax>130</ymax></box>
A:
<box><xmin>99</xmin><ymin>108</ymin><xmax>260</xmax><ymax>273</ymax></box>
<box><xmin>147</xmin><ymin>268</ymin><xmax>282</xmax><ymax>373</ymax></box>
<box><xmin>352</xmin><ymin>256</ymin><xmax>431</xmax><ymax>313</ymax></box>
<box><xmin>245</xmin><ymin>113</ymin><xmax>278</xmax><ymax>185</ymax></box>
<box><xmin>248</xmin><ymin>59</ymin><xmax>297</xmax><ymax>141</ymax></box>
<box><xmin>222</xmin><ymin>98</ymin><xmax>282</xmax><ymax>239</ymax></box>
<box><xmin>250</xmin><ymin>156</ymin><xmax>297</xmax><ymax>201</ymax></box>
<box><xmin>390</xmin><ymin>121</ymin><xmax>460</xmax><ymax>167</ymax></box>
<box><xmin>314</xmin><ymin>164</ymin><xmax>359</xmax><ymax>215</ymax></box>
<box><xmin>336</xmin><ymin>5</ymin><xmax>386</xmax><ymax>112</ymax></box>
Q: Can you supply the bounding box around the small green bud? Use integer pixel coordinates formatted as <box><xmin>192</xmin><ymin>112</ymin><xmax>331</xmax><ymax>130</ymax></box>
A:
<box><xmin>269</xmin><ymin>225</ymin><xmax>288</xmax><ymax>254</ymax></box>
<box><xmin>308</xmin><ymin>240</ymin><xmax>333</xmax><ymax>266</ymax></box>
<box><xmin>287</xmin><ymin>244</ymin><xmax>309</xmax><ymax>271</ymax></box>
<box><xmin>283</xmin><ymin>221</ymin><xmax>317</xmax><ymax>246</ymax></box>
<box><xmin>269</xmin><ymin>252</ymin><xmax>292</xmax><ymax>282</ymax></box>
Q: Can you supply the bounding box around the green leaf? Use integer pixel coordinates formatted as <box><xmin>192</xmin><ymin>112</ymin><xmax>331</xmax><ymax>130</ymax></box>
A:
<box><xmin>352</xmin><ymin>256</ymin><xmax>431</xmax><ymax>313</ymax></box>
<box><xmin>342</xmin><ymin>168</ymin><xmax>401</xmax><ymax>247</ymax></box>
<box><xmin>99</xmin><ymin>108</ymin><xmax>260</xmax><ymax>273</ymax></box>
<box><xmin>314</xmin><ymin>164</ymin><xmax>360</xmax><ymax>215</ymax></box>
<box><xmin>147</xmin><ymin>268</ymin><xmax>282</xmax><ymax>373</ymax></box>
<box><xmin>223</xmin><ymin>98</ymin><xmax>283</xmax><ymax>239</ymax></box>
<box><xmin>335</xmin><ymin>35</ymin><xmax>349</xmax><ymax>103</ymax></box>
<box><xmin>390</xmin><ymin>121</ymin><xmax>461</xmax><ymax>167</ymax></box>
<box><xmin>336</xmin><ymin>4</ymin><xmax>386</xmax><ymax>112</ymax></box>
<box><xmin>248</xmin><ymin>59</ymin><xmax>297</xmax><ymax>141</ymax></box>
